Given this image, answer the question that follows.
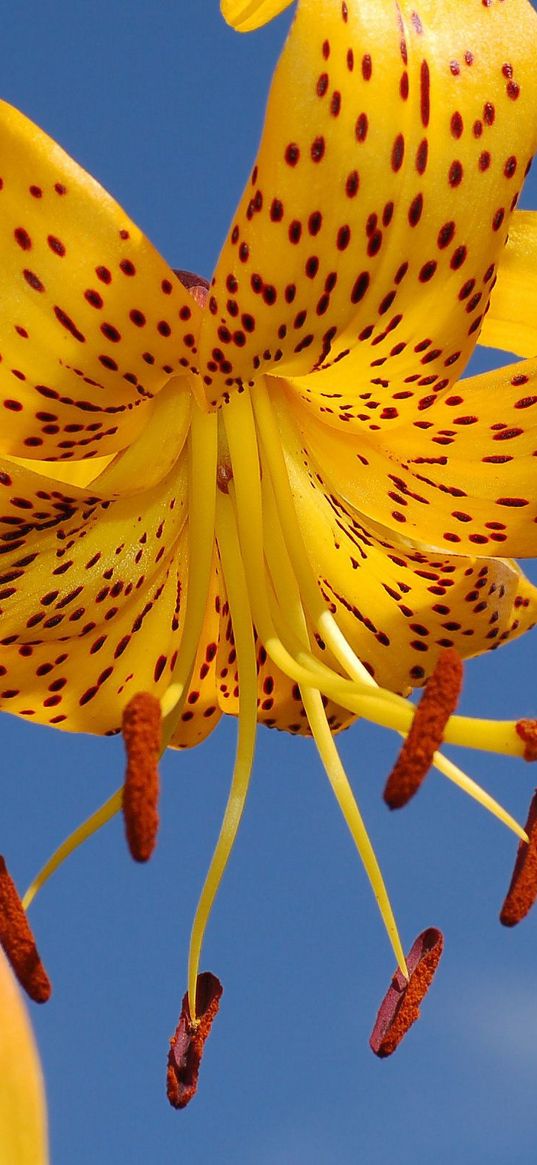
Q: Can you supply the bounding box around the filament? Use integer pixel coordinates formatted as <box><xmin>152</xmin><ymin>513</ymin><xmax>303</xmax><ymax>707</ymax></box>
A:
<box><xmin>161</xmin><ymin>404</ymin><xmax>218</xmax><ymax>743</ymax></box>
<box><xmin>187</xmin><ymin>487</ymin><xmax>257</xmax><ymax>1022</ymax></box>
<box><xmin>22</xmin><ymin>788</ymin><xmax>122</xmax><ymax>911</ymax></box>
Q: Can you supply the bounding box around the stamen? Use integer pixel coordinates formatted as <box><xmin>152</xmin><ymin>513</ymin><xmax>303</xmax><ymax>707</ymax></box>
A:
<box><xmin>122</xmin><ymin>692</ymin><xmax>161</xmax><ymax>862</ymax></box>
<box><xmin>167</xmin><ymin>972</ymin><xmax>223</xmax><ymax>1109</ymax></box>
<box><xmin>384</xmin><ymin>649</ymin><xmax>463</xmax><ymax>809</ymax></box>
<box><xmin>160</xmin><ymin>407</ymin><xmax>218</xmax><ymax>742</ymax></box>
<box><xmin>22</xmin><ymin>788</ymin><xmax>122</xmax><ymax>911</ymax></box>
<box><xmin>516</xmin><ymin>719</ymin><xmax>537</xmax><ymax>762</ymax></box>
<box><xmin>369</xmin><ymin>927</ymin><xmax>444</xmax><ymax>1058</ymax></box>
<box><xmin>187</xmin><ymin>489</ymin><xmax>257</xmax><ymax>1017</ymax></box>
<box><xmin>0</xmin><ymin>857</ymin><xmax>51</xmax><ymax>1003</ymax></box>
<box><xmin>500</xmin><ymin>791</ymin><xmax>537</xmax><ymax>927</ymax></box>
<box><xmin>258</xmin><ymin>472</ymin><xmax>408</xmax><ymax>975</ymax></box>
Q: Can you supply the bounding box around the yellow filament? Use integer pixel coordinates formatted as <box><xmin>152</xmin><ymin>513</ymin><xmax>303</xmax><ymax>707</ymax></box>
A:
<box><xmin>161</xmin><ymin>404</ymin><xmax>218</xmax><ymax>743</ymax></box>
<box><xmin>252</xmin><ymin>379</ymin><xmax>380</xmax><ymax>689</ymax></box>
<box><xmin>430</xmin><ymin>749</ymin><xmax>527</xmax><ymax>841</ymax></box>
<box><xmin>187</xmin><ymin>488</ymin><xmax>258</xmax><ymax>1022</ymax></box>
<box><xmin>303</xmin><ymin>686</ymin><xmax>408</xmax><ymax>977</ymax></box>
<box><xmin>261</xmin><ymin>471</ymin><xmax>408</xmax><ymax>974</ymax></box>
<box><xmin>22</xmin><ymin>788</ymin><xmax>122</xmax><ymax>911</ymax></box>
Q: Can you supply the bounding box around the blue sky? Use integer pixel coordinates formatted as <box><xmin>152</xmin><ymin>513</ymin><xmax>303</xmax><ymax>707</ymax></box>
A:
<box><xmin>2</xmin><ymin>3</ymin><xmax>537</xmax><ymax>1163</ymax></box>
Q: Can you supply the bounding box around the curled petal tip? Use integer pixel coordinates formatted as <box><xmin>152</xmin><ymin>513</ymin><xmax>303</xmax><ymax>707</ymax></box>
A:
<box><xmin>516</xmin><ymin>720</ymin><xmax>537</xmax><ymax>762</ymax></box>
<box><xmin>0</xmin><ymin>858</ymin><xmax>51</xmax><ymax>1004</ymax></box>
<box><xmin>167</xmin><ymin>972</ymin><xmax>223</xmax><ymax>1109</ymax></box>
<box><xmin>122</xmin><ymin>693</ymin><xmax>162</xmax><ymax>863</ymax></box>
<box><xmin>384</xmin><ymin>650</ymin><xmax>463</xmax><ymax>810</ymax></box>
<box><xmin>220</xmin><ymin>0</ymin><xmax>293</xmax><ymax>33</ymax></box>
<box><xmin>370</xmin><ymin>928</ymin><xmax>443</xmax><ymax>1058</ymax></box>
<box><xmin>500</xmin><ymin>791</ymin><xmax>537</xmax><ymax>927</ymax></box>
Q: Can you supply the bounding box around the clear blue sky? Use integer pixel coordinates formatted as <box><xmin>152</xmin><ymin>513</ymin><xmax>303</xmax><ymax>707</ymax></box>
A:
<box><xmin>2</xmin><ymin>4</ymin><xmax>537</xmax><ymax>1163</ymax></box>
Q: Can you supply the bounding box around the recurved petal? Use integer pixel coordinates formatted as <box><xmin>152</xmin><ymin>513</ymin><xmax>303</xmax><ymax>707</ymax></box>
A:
<box><xmin>479</xmin><ymin>210</ymin><xmax>537</xmax><ymax>357</ymax></box>
<box><xmin>286</xmin><ymin>364</ymin><xmax>537</xmax><ymax>559</ymax></box>
<box><xmin>0</xmin><ymin>452</ymin><xmax>190</xmax><ymax>733</ymax></box>
<box><xmin>0</xmin><ymin>949</ymin><xmax>48</xmax><ymax>1164</ymax></box>
<box><xmin>272</xmin><ymin>389</ymin><xmax>537</xmax><ymax>693</ymax></box>
<box><xmin>199</xmin><ymin>0</ymin><xmax>537</xmax><ymax>406</ymax></box>
<box><xmin>221</xmin><ymin>0</ymin><xmax>293</xmax><ymax>32</ymax></box>
<box><xmin>0</xmin><ymin>101</ymin><xmax>202</xmax><ymax>462</ymax></box>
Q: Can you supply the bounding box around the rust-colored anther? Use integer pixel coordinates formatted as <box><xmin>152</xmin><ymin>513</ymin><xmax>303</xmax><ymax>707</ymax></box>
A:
<box><xmin>0</xmin><ymin>857</ymin><xmax>51</xmax><ymax>1003</ymax></box>
<box><xmin>370</xmin><ymin>927</ymin><xmax>443</xmax><ymax>1058</ymax></box>
<box><xmin>173</xmin><ymin>268</ymin><xmax>209</xmax><ymax>310</ymax></box>
<box><xmin>167</xmin><ymin>972</ymin><xmax>223</xmax><ymax>1109</ymax></box>
<box><xmin>500</xmin><ymin>790</ymin><xmax>537</xmax><ymax>926</ymax></box>
<box><xmin>516</xmin><ymin>719</ymin><xmax>537</xmax><ymax>762</ymax></box>
<box><xmin>384</xmin><ymin>648</ymin><xmax>463</xmax><ymax>809</ymax></box>
<box><xmin>122</xmin><ymin>692</ymin><xmax>162</xmax><ymax>862</ymax></box>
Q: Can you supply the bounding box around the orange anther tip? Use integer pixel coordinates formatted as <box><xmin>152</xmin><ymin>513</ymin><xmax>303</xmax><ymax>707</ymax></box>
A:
<box><xmin>122</xmin><ymin>692</ymin><xmax>162</xmax><ymax>863</ymax></box>
<box><xmin>167</xmin><ymin>972</ymin><xmax>223</xmax><ymax>1110</ymax></box>
<box><xmin>384</xmin><ymin>648</ymin><xmax>463</xmax><ymax>810</ymax></box>
<box><xmin>0</xmin><ymin>857</ymin><xmax>51</xmax><ymax>1003</ymax></box>
<box><xmin>516</xmin><ymin>720</ymin><xmax>537</xmax><ymax>762</ymax></box>
<box><xmin>370</xmin><ymin>927</ymin><xmax>443</xmax><ymax>1058</ymax></box>
<box><xmin>500</xmin><ymin>790</ymin><xmax>537</xmax><ymax>927</ymax></box>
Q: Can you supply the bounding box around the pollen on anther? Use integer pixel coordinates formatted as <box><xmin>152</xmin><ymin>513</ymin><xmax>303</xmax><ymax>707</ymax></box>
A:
<box><xmin>500</xmin><ymin>791</ymin><xmax>537</xmax><ymax>927</ymax></box>
<box><xmin>383</xmin><ymin>648</ymin><xmax>463</xmax><ymax>809</ymax></box>
<box><xmin>515</xmin><ymin>719</ymin><xmax>537</xmax><ymax>761</ymax></box>
<box><xmin>167</xmin><ymin>972</ymin><xmax>223</xmax><ymax>1109</ymax></box>
<box><xmin>0</xmin><ymin>857</ymin><xmax>51</xmax><ymax>1002</ymax></box>
<box><xmin>370</xmin><ymin>928</ymin><xmax>444</xmax><ymax>1057</ymax></box>
<box><xmin>122</xmin><ymin>692</ymin><xmax>162</xmax><ymax>862</ymax></box>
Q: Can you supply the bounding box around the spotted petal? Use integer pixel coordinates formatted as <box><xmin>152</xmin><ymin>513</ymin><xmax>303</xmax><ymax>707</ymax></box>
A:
<box><xmin>272</xmin><ymin>387</ymin><xmax>537</xmax><ymax>692</ymax></box>
<box><xmin>479</xmin><ymin>210</ymin><xmax>537</xmax><ymax>357</ymax></box>
<box><xmin>0</xmin><ymin>101</ymin><xmax>202</xmax><ymax>463</ymax></box>
<box><xmin>285</xmin><ymin>363</ymin><xmax>537</xmax><ymax>559</ymax></box>
<box><xmin>199</xmin><ymin>0</ymin><xmax>537</xmax><ymax>407</ymax></box>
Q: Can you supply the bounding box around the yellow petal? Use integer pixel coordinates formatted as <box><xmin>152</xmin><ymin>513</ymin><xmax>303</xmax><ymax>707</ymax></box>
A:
<box><xmin>479</xmin><ymin>210</ymin><xmax>537</xmax><ymax>356</ymax></box>
<box><xmin>0</xmin><ymin>448</ymin><xmax>189</xmax><ymax>732</ymax></box>
<box><xmin>284</xmin><ymin>359</ymin><xmax>537</xmax><ymax>559</ymax></box>
<box><xmin>271</xmin><ymin>386</ymin><xmax>537</xmax><ymax>692</ymax></box>
<box><xmin>221</xmin><ymin>0</ymin><xmax>293</xmax><ymax>33</ymax></box>
<box><xmin>0</xmin><ymin>101</ymin><xmax>202</xmax><ymax>462</ymax></box>
<box><xmin>199</xmin><ymin>0</ymin><xmax>537</xmax><ymax>406</ymax></box>
<box><xmin>0</xmin><ymin>949</ymin><xmax>48</xmax><ymax>1164</ymax></box>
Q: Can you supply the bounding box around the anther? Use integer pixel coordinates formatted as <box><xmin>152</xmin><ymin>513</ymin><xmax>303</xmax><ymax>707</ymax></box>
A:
<box><xmin>0</xmin><ymin>857</ymin><xmax>51</xmax><ymax>1003</ymax></box>
<box><xmin>122</xmin><ymin>692</ymin><xmax>162</xmax><ymax>862</ymax></box>
<box><xmin>166</xmin><ymin>972</ymin><xmax>223</xmax><ymax>1109</ymax></box>
<box><xmin>217</xmin><ymin>460</ymin><xmax>234</xmax><ymax>493</ymax></box>
<box><xmin>516</xmin><ymin>719</ymin><xmax>537</xmax><ymax>761</ymax></box>
<box><xmin>369</xmin><ymin>927</ymin><xmax>443</xmax><ymax>1057</ymax></box>
<box><xmin>173</xmin><ymin>268</ymin><xmax>210</xmax><ymax>309</ymax></box>
<box><xmin>384</xmin><ymin>648</ymin><xmax>463</xmax><ymax>809</ymax></box>
<box><xmin>500</xmin><ymin>790</ymin><xmax>537</xmax><ymax>926</ymax></box>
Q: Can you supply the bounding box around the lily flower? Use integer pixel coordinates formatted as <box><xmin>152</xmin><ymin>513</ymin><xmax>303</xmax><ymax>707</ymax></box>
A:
<box><xmin>0</xmin><ymin>947</ymin><xmax>48</xmax><ymax>1162</ymax></box>
<box><xmin>2</xmin><ymin>0</ymin><xmax>537</xmax><ymax>1105</ymax></box>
